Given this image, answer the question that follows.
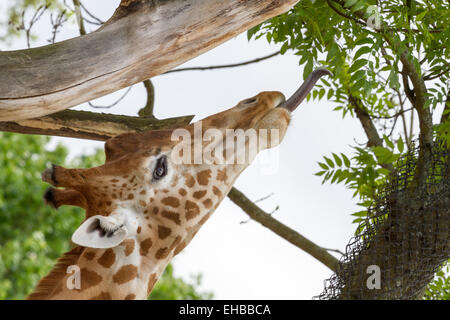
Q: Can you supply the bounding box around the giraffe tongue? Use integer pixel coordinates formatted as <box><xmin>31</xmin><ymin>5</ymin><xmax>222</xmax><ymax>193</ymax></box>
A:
<box><xmin>278</xmin><ymin>68</ymin><xmax>333</xmax><ymax>112</ymax></box>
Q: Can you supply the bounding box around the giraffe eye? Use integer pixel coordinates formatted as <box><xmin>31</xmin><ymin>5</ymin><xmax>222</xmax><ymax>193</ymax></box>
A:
<box><xmin>153</xmin><ymin>155</ymin><xmax>168</xmax><ymax>181</ymax></box>
<box><xmin>243</xmin><ymin>98</ymin><xmax>257</xmax><ymax>105</ymax></box>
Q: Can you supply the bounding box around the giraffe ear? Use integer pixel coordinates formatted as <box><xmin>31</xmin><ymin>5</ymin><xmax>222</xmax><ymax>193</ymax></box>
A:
<box><xmin>72</xmin><ymin>215</ymin><xmax>128</xmax><ymax>249</ymax></box>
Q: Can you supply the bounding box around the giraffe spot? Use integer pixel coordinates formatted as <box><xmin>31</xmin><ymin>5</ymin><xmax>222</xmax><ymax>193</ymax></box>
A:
<box><xmin>83</xmin><ymin>250</ymin><xmax>96</xmax><ymax>261</ymax></box>
<box><xmin>184</xmin><ymin>174</ymin><xmax>195</xmax><ymax>188</ymax></box>
<box><xmin>139</xmin><ymin>200</ymin><xmax>147</xmax><ymax>207</ymax></box>
<box><xmin>140</xmin><ymin>238</ymin><xmax>153</xmax><ymax>256</ymax></box>
<box><xmin>124</xmin><ymin>293</ymin><xmax>136</xmax><ymax>300</ymax></box>
<box><xmin>113</xmin><ymin>265</ymin><xmax>138</xmax><ymax>285</ymax></box>
<box><xmin>110</xmin><ymin>179</ymin><xmax>119</xmax><ymax>183</ymax></box>
<box><xmin>162</xmin><ymin>189</ymin><xmax>170</xmax><ymax>193</ymax></box>
<box><xmin>155</xmin><ymin>247</ymin><xmax>169</xmax><ymax>259</ymax></box>
<box><xmin>129</xmin><ymin>176</ymin><xmax>136</xmax><ymax>183</ymax></box>
<box><xmin>178</xmin><ymin>188</ymin><xmax>187</xmax><ymax>196</ymax></box>
<box><xmin>122</xmin><ymin>183</ymin><xmax>128</xmax><ymax>188</ymax></box>
<box><xmin>127</xmin><ymin>194</ymin><xmax>134</xmax><ymax>200</ymax></box>
<box><xmin>185</xmin><ymin>200</ymin><xmax>200</xmax><ymax>220</ymax></box>
<box><xmin>137</xmin><ymin>226</ymin><xmax>142</xmax><ymax>234</ymax></box>
<box><xmin>169</xmin><ymin>236</ymin><xmax>182</xmax><ymax>250</ymax></box>
<box><xmin>112</xmin><ymin>194</ymin><xmax>118</xmax><ymax>199</ymax></box>
<box><xmin>158</xmin><ymin>225</ymin><xmax>172</xmax><ymax>239</ymax></box>
<box><xmin>140</xmin><ymin>190</ymin><xmax>146</xmax><ymax>195</ymax></box>
<box><xmin>147</xmin><ymin>224</ymin><xmax>153</xmax><ymax>229</ymax></box>
<box><xmin>121</xmin><ymin>239</ymin><xmax>135</xmax><ymax>256</ymax></box>
<box><xmin>97</xmin><ymin>249</ymin><xmax>116</xmax><ymax>268</ymax></box>
<box><xmin>152</xmin><ymin>207</ymin><xmax>159</xmax><ymax>215</ymax></box>
<box><xmin>90</xmin><ymin>292</ymin><xmax>112</xmax><ymax>300</ymax></box>
<box><xmin>196</xmin><ymin>170</ymin><xmax>212</xmax><ymax>186</ymax></box>
<box><xmin>80</xmin><ymin>268</ymin><xmax>103</xmax><ymax>291</ymax></box>
<box><xmin>161</xmin><ymin>196</ymin><xmax>180</xmax><ymax>208</ymax></box>
<box><xmin>161</xmin><ymin>210</ymin><xmax>181</xmax><ymax>225</ymax></box>
<box><xmin>203</xmin><ymin>198</ymin><xmax>213</xmax><ymax>209</ymax></box>
<box><xmin>213</xmin><ymin>186</ymin><xmax>222</xmax><ymax>198</ymax></box>
<box><xmin>171</xmin><ymin>176</ymin><xmax>179</xmax><ymax>187</ymax></box>
<box><xmin>106</xmin><ymin>201</ymin><xmax>112</xmax><ymax>206</ymax></box>
<box><xmin>193</xmin><ymin>190</ymin><xmax>207</xmax><ymax>199</ymax></box>
<box><xmin>147</xmin><ymin>273</ymin><xmax>158</xmax><ymax>296</ymax></box>
<box><xmin>217</xmin><ymin>168</ymin><xmax>228</xmax><ymax>182</ymax></box>
<box><xmin>174</xmin><ymin>241</ymin><xmax>187</xmax><ymax>256</ymax></box>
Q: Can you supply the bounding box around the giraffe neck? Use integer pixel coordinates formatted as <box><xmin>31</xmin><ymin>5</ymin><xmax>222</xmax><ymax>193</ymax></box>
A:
<box><xmin>28</xmin><ymin>242</ymin><xmax>167</xmax><ymax>300</ymax></box>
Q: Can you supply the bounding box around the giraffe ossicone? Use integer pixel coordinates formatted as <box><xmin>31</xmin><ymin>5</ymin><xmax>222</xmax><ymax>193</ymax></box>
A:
<box><xmin>28</xmin><ymin>69</ymin><xmax>331</xmax><ymax>300</ymax></box>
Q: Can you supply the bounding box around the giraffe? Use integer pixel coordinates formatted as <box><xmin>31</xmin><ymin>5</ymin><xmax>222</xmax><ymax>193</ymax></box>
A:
<box><xmin>27</xmin><ymin>69</ymin><xmax>331</xmax><ymax>300</ymax></box>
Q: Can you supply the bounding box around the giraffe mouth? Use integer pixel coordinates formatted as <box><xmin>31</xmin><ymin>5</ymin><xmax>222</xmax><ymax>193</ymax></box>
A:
<box><xmin>278</xmin><ymin>68</ymin><xmax>333</xmax><ymax>112</ymax></box>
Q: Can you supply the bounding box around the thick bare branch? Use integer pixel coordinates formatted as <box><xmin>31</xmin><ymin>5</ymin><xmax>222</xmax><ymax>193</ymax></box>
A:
<box><xmin>0</xmin><ymin>110</ymin><xmax>193</xmax><ymax>141</ymax></box>
<box><xmin>0</xmin><ymin>0</ymin><xmax>299</xmax><ymax>121</ymax></box>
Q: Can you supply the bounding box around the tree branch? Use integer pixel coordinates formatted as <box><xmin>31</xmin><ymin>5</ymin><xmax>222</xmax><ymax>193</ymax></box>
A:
<box><xmin>227</xmin><ymin>187</ymin><xmax>340</xmax><ymax>272</ymax></box>
<box><xmin>163</xmin><ymin>51</ymin><xmax>281</xmax><ymax>74</ymax></box>
<box><xmin>0</xmin><ymin>0</ymin><xmax>299</xmax><ymax>121</ymax></box>
<box><xmin>0</xmin><ymin>110</ymin><xmax>193</xmax><ymax>141</ymax></box>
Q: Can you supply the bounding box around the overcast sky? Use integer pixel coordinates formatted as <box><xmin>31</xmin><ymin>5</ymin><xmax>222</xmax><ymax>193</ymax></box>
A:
<box><xmin>1</xmin><ymin>1</ymin><xmax>374</xmax><ymax>299</ymax></box>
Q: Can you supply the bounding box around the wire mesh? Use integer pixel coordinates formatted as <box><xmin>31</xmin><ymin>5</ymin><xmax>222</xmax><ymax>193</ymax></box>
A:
<box><xmin>316</xmin><ymin>141</ymin><xmax>449</xmax><ymax>299</ymax></box>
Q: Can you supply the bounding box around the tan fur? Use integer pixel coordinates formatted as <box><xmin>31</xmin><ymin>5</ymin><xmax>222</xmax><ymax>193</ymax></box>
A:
<box><xmin>27</xmin><ymin>246</ymin><xmax>84</xmax><ymax>300</ymax></box>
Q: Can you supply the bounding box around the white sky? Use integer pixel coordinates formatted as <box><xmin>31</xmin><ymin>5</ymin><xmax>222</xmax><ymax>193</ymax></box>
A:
<box><xmin>2</xmin><ymin>1</ymin><xmax>373</xmax><ymax>299</ymax></box>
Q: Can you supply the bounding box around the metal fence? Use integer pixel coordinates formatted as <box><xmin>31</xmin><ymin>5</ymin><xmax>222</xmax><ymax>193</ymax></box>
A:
<box><xmin>316</xmin><ymin>141</ymin><xmax>449</xmax><ymax>299</ymax></box>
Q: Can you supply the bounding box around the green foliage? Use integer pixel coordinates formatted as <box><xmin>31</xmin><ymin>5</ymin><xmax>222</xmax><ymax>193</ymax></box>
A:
<box><xmin>249</xmin><ymin>0</ymin><xmax>449</xmax><ymax>299</ymax></box>
<box><xmin>0</xmin><ymin>132</ymin><xmax>211</xmax><ymax>300</ymax></box>
<box><xmin>423</xmin><ymin>260</ymin><xmax>450</xmax><ymax>300</ymax></box>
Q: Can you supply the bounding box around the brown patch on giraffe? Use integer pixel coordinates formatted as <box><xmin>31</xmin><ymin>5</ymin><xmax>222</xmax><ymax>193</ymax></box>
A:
<box><xmin>121</xmin><ymin>239</ymin><xmax>135</xmax><ymax>256</ymax></box>
<box><xmin>178</xmin><ymin>188</ymin><xmax>187</xmax><ymax>196</ymax></box>
<box><xmin>171</xmin><ymin>175</ymin><xmax>179</xmax><ymax>187</ymax></box>
<box><xmin>217</xmin><ymin>168</ymin><xmax>228</xmax><ymax>182</ymax></box>
<box><xmin>80</xmin><ymin>268</ymin><xmax>103</xmax><ymax>291</ymax></box>
<box><xmin>110</xmin><ymin>179</ymin><xmax>119</xmax><ymax>183</ymax></box>
<box><xmin>127</xmin><ymin>194</ymin><xmax>134</xmax><ymax>200</ymax></box>
<box><xmin>193</xmin><ymin>190</ymin><xmax>207</xmax><ymax>199</ymax></box>
<box><xmin>203</xmin><ymin>198</ymin><xmax>213</xmax><ymax>209</ymax></box>
<box><xmin>112</xmin><ymin>193</ymin><xmax>118</xmax><ymax>199</ymax></box>
<box><xmin>152</xmin><ymin>207</ymin><xmax>159</xmax><ymax>215</ymax></box>
<box><xmin>97</xmin><ymin>249</ymin><xmax>116</xmax><ymax>268</ymax></box>
<box><xmin>158</xmin><ymin>225</ymin><xmax>172</xmax><ymax>239</ymax></box>
<box><xmin>184</xmin><ymin>174</ymin><xmax>195</xmax><ymax>188</ymax></box>
<box><xmin>113</xmin><ymin>265</ymin><xmax>138</xmax><ymax>285</ymax></box>
<box><xmin>140</xmin><ymin>238</ymin><xmax>153</xmax><ymax>256</ymax></box>
<box><xmin>137</xmin><ymin>226</ymin><xmax>142</xmax><ymax>234</ymax></box>
<box><xmin>162</xmin><ymin>189</ymin><xmax>169</xmax><ymax>193</ymax></box>
<box><xmin>139</xmin><ymin>200</ymin><xmax>147</xmax><ymax>207</ymax></box>
<box><xmin>161</xmin><ymin>210</ymin><xmax>181</xmax><ymax>225</ymax></box>
<box><xmin>90</xmin><ymin>291</ymin><xmax>112</xmax><ymax>300</ymax></box>
<box><xmin>122</xmin><ymin>183</ymin><xmax>128</xmax><ymax>188</ymax></box>
<box><xmin>129</xmin><ymin>176</ymin><xmax>136</xmax><ymax>183</ymax></box>
<box><xmin>124</xmin><ymin>293</ymin><xmax>136</xmax><ymax>300</ymax></box>
<box><xmin>147</xmin><ymin>273</ymin><xmax>158</xmax><ymax>295</ymax></box>
<box><xmin>174</xmin><ymin>241</ymin><xmax>188</xmax><ymax>256</ymax></box>
<box><xmin>169</xmin><ymin>236</ymin><xmax>182</xmax><ymax>250</ymax></box>
<box><xmin>155</xmin><ymin>247</ymin><xmax>170</xmax><ymax>259</ymax></box>
<box><xmin>161</xmin><ymin>196</ymin><xmax>180</xmax><ymax>208</ymax></box>
<box><xmin>83</xmin><ymin>250</ymin><xmax>96</xmax><ymax>261</ymax></box>
<box><xmin>185</xmin><ymin>200</ymin><xmax>200</xmax><ymax>220</ymax></box>
<box><xmin>213</xmin><ymin>186</ymin><xmax>222</xmax><ymax>198</ymax></box>
<box><xmin>139</xmin><ymin>190</ymin><xmax>146</xmax><ymax>195</ymax></box>
<box><xmin>196</xmin><ymin>170</ymin><xmax>212</xmax><ymax>186</ymax></box>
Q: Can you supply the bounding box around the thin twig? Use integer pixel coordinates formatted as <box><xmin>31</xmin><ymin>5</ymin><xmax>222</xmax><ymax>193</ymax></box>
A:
<box><xmin>163</xmin><ymin>51</ymin><xmax>281</xmax><ymax>74</ymax></box>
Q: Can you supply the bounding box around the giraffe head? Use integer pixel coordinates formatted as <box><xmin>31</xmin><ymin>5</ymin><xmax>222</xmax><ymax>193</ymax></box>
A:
<box><xmin>40</xmin><ymin>69</ymin><xmax>330</xmax><ymax>298</ymax></box>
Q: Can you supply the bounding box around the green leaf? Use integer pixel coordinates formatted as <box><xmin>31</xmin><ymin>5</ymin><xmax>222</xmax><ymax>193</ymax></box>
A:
<box><xmin>324</xmin><ymin>156</ymin><xmax>335</xmax><ymax>168</ymax></box>
<box><xmin>341</xmin><ymin>153</ymin><xmax>351</xmax><ymax>168</ymax></box>
<box><xmin>354</xmin><ymin>46</ymin><xmax>371</xmax><ymax>60</ymax></box>
<box><xmin>332</xmin><ymin>153</ymin><xmax>343</xmax><ymax>167</ymax></box>
<box><xmin>349</xmin><ymin>59</ymin><xmax>367</xmax><ymax>73</ymax></box>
